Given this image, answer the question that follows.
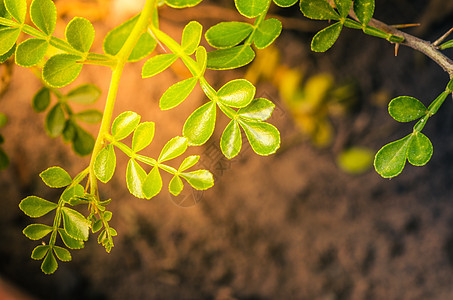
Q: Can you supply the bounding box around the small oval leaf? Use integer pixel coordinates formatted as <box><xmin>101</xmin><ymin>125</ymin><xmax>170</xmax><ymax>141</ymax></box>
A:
<box><xmin>142</xmin><ymin>53</ymin><xmax>178</xmax><ymax>78</ymax></box>
<box><xmin>31</xmin><ymin>245</ymin><xmax>50</xmax><ymax>260</ymax></box>
<box><xmin>353</xmin><ymin>0</ymin><xmax>375</xmax><ymax>25</ymax></box>
<box><xmin>65</xmin><ymin>17</ymin><xmax>95</xmax><ymax>53</ymax></box>
<box><xmin>180</xmin><ymin>170</ymin><xmax>214</xmax><ymax>190</ymax></box>
<box><xmin>41</xmin><ymin>251</ymin><xmax>58</xmax><ymax>274</ymax></box>
<box><xmin>61</xmin><ymin>207</ymin><xmax>90</xmax><ymax>241</ymax></box>
<box><xmin>169</xmin><ymin>175</ymin><xmax>184</xmax><ymax>196</ymax></box>
<box><xmin>23</xmin><ymin>224</ymin><xmax>53</xmax><ymax>240</ymax></box>
<box><xmin>53</xmin><ymin>246</ymin><xmax>72</xmax><ymax>262</ymax></box>
<box><xmin>40</xmin><ymin>166</ymin><xmax>72</xmax><ymax>188</ymax></box>
<box><xmin>72</xmin><ymin>125</ymin><xmax>95</xmax><ymax>156</ymax></box>
<box><xmin>126</xmin><ymin>159</ymin><xmax>147</xmax><ymax>199</ymax></box>
<box><xmin>235</xmin><ymin>0</ymin><xmax>270</xmax><ymax>18</ymax></box>
<box><xmin>273</xmin><ymin>0</ymin><xmax>298</xmax><ymax>7</ymax></box>
<box><xmin>182</xmin><ymin>21</ymin><xmax>202</xmax><ymax>55</ymax></box>
<box><xmin>388</xmin><ymin>96</ymin><xmax>427</xmax><ymax>122</ymax></box>
<box><xmin>111</xmin><ymin>111</ymin><xmax>141</xmax><ymax>140</ymax></box>
<box><xmin>15</xmin><ymin>38</ymin><xmax>48</xmax><ymax>67</ymax></box>
<box><xmin>45</xmin><ymin>104</ymin><xmax>66</xmax><ymax>137</ymax></box>
<box><xmin>221</xmin><ymin>120</ymin><xmax>242</xmax><ymax>159</ymax></box>
<box><xmin>5</xmin><ymin>0</ymin><xmax>26</xmax><ymax>23</ymax></box>
<box><xmin>311</xmin><ymin>22</ymin><xmax>343</xmax><ymax>52</ymax></box>
<box><xmin>334</xmin><ymin>0</ymin><xmax>352</xmax><ymax>18</ymax></box>
<box><xmin>254</xmin><ymin>18</ymin><xmax>282</xmax><ymax>49</ymax></box>
<box><xmin>300</xmin><ymin>0</ymin><xmax>341</xmax><ymax>20</ymax></box>
<box><xmin>67</xmin><ymin>84</ymin><xmax>101</xmax><ymax>104</ymax></box>
<box><xmin>30</xmin><ymin>0</ymin><xmax>57</xmax><ymax>35</ymax></box>
<box><xmin>207</xmin><ymin>45</ymin><xmax>255</xmax><ymax>70</ymax></box>
<box><xmin>407</xmin><ymin>132</ymin><xmax>433</xmax><ymax>166</ymax></box>
<box><xmin>19</xmin><ymin>196</ymin><xmax>58</xmax><ymax>218</ymax></box>
<box><xmin>374</xmin><ymin>135</ymin><xmax>411</xmax><ymax>178</ymax></box>
<box><xmin>58</xmin><ymin>228</ymin><xmax>84</xmax><ymax>249</ymax></box>
<box><xmin>0</xmin><ymin>28</ymin><xmax>20</xmax><ymax>56</ymax></box>
<box><xmin>165</xmin><ymin>0</ymin><xmax>203</xmax><ymax>8</ymax></box>
<box><xmin>75</xmin><ymin>109</ymin><xmax>103</xmax><ymax>124</ymax></box>
<box><xmin>237</xmin><ymin>98</ymin><xmax>275</xmax><ymax>121</ymax></box>
<box><xmin>239</xmin><ymin>120</ymin><xmax>281</xmax><ymax>156</ymax></box>
<box><xmin>132</xmin><ymin>122</ymin><xmax>155</xmax><ymax>152</ymax></box>
<box><xmin>32</xmin><ymin>87</ymin><xmax>51</xmax><ymax>112</ymax></box>
<box><xmin>183</xmin><ymin>102</ymin><xmax>216</xmax><ymax>146</ymax></box>
<box><xmin>142</xmin><ymin>166</ymin><xmax>162</xmax><ymax>199</ymax></box>
<box><xmin>179</xmin><ymin>155</ymin><xmax>200</xmax><ymax>171</ymax></box>
<box><xmin>43</xmin><ymin>54</ymin><xmax>83</xmax><ymax>88</ymax></box>
<box><xmin>205</xmin><ymin>22</ymin><xmax>253</xmax><ymax>49</ymax></box>
<box><xmin>217</xmin><ymin>79</ymin><xmax>255</xmax><ymax>108</ymax></box>
<box><xmin>160</xmin><ymin>77</ymin><xmax>198</xmax><ymax>110</ymax></box>
<box><xmin>158</xmin><ymin>136</ymin><xmax>188</xmax><ymax>162</ymax></box>
<box><xmin>94</xmin><ymin>144</ymin><xmax>116</xmax><ymax>183</ymax></box>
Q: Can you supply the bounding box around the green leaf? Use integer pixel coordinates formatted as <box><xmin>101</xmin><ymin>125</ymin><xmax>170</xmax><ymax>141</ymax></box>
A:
<box><xmin>447</xmin><ymin>78</ymin><xmax>453</xmax><ymax>92</ymax></box>
<box><xmin>58</xmin><ymin>228</ymin><xmax>84</xmax><ymax>249</ymax></box>
<box><xmin>41</xmin><ymin>250</ymin><xmax>58</xmax><ymax>274</ymax></box>
<box><xmin>439</xmin><ymin>39</ymin><xmax>453</xmax><ymax>50</ymax></box>
<box><xmin>67</xmin><ymin>84</ymin><xmax>101</xmax><ymax>104</ymax></box>
<box><xmin>196</xmin><ymin>46</ymin><xmax>207</xmax><ymax>75</ymax></box>
<box><xmin>43</xmin><ymin>54</ymin><xmax>83</xmax><ymax>88</ymax></box>
<box><xmin>0</xmin><ymin>28</ymin><xmax>20</xmax><ymax>56</ymax></box>
<box><xmin>53</xmin><ymin>246</ymin><xmax>71</xmax><ymax>262</ymax></box>
<box><xmin>72</xmin><ymin>125</ymin><xmax>95</xmax><ymax>156</ymax></box>
<box><xmin>23</xmin><ymin>224</ymin><xmax>53</xmax><ymax>240</ymax></box>
<box><xmin>62</xmin><ymin>120</ymin><xmax>76</xmax><ymax>142</ymax></box>
<box><xmin>221</xmin><ymin>120</ymin><xmax>242</xmax><ymax>159</ymax></box>
<box><xmin>353</xmin><ymin>0</ymin><xmax>375</xmax><ymax>25</ymax></box>
<box><xmin>300</xmin><ymin>0</ymin><xmax>340</xmax><ymax>20</ymax></box>
<box><xmin>169</xmin><ymin>175</ymin><xmax>184</xmax><ymax>196</ymax></box>
<box><xmin>164</xmin><ymin>0</ymin><xmax>203</xmax><ymax>8</ymax></box>
<box><xmin>337</xmin><ymin>147</ymin><xmax>374</xmax><ymax>174</ymax></box>
<box><xmin>311</xmin><ymin>22</ymin><xmax>343</xmax><ymax>52</ymax></box>
<box><xmin>179</xmin><ymin>155</ymin><xmax>200</xmax><ymax>171</ymax></box>
<box><xmin>334</xmin><ymin>0</ymin><xmax>352</xmax><ymax>18</ymax></box>
<box><xmin>19</xmin><ymin>196</ymin><xmax>58</xmax><ymax>218</ymax></box>
<box><xmin>65</xmin><ymin>17</ymin><xmax>95</xmax><ymax>53</ymax></box>
<box><xmin>254</xmin><ymin>18</ymin><xmax>282</xmax><ymax>49</ymax></box>
<box><xmin>273</xmin><ymin>0</ymin><xmax>298</xmax><ymax>7</ymax></box>
<box><xmin>0</xmin><ymin>113</ymin><xmax>6</xmax><ymax>128</ymax></box>
<box><xmin>4</xmin><ymin>0</ymin><xmax>26</xmax><ymax>23</ymax></box>
<box><xmin>180</xmin><ymin>170</ymin><xmax>214</xmax><ymax>190</ymax></box>
<box><xmin>75</xmin><ymin>109</ymin><xmax>103</xmax><ymax>124</ymax></box>
<box><xmin>45</xmin><ymin>103</ymin><xmax>66</xmax><ymax>137</ymax></box>
<box><xmin>132</xmin><ymin>122</ymin><xmax>155</xmax><ymax>152</ymax></box>
<box><xmin>103</xmin><ymin>14</ymin><xmax>156</xmax><ymax>62</ymax></box>
<box><xmin>158</xmin><ymin>136</ymin><xmax>188</xmax><ymax>162</ymax></box>
<box><xmin>0</xmin><ymin>148</ymin><xmax>9</xmax><ymax>170</ymax></box>
<box><xmin>32</xmin><ymin>87</ymin><xmax>51</xmax><ymax>112</ymax></box>
<box><xmin>104</xmin><ymin>211</ymin><xmax>112</xmax><ymax>221</ymax></box>
<box><xmin>111</xmin><ymin>111</ymin><xmax>141</xmax><ymax>140</ymax></box>
<box><xmin>205</xmin><ymin>22</ymin><xmax>253</xmax><ymax>49</ymax></box>
<box><xmin>0</xmin><ymin>43</ymin><xmax>15</xmax><ymax>63</ymax></box>
<box><xmin>15</xmin><ymin>38</ymin><xmax>48</xmax><ymax>67</ymax></box>
<box><xmin>92</xmin><ymin>219</ymin><xmax>103</xmax><ymax>233</ymax></box>
<box><xmin>183</xmin><ymin>101</ymin><xmax>216</xmax><ymax>146</ymax></box>
<box><xmin>159</xmin><ymin>77</ymin><xmax>198</xmax><ymax>110</ymax></box>
<box><xmin>182</xmin><ymin>21</ymin><xmax>202</xmax><ymax>55</ymax></box>
<box><xmin>207</xmin><ymin>45</ymin><xmax>255</xmax><ymax>70</ymax></box>
<box><xmin>217</xmin><ymin>79</ymin><xmax>255</xmax><ymax>108</ymax></box>
<box><xmin>142</xmin><ymin>53</ymin><xmax>178</xmax><ymax>78</ymax></box>
<box><xmin>40</xmin><ymin>166</ymin><xmax>72</xmax><ymax>188</ymax></box>
<box><xmin>407</xmin><ymin>132</ymin><xmax>433</xmax><ymax>166</ymax></box>
<box><xmin>142</xmin><ymin>166</ymin><xmax>162</xmax><ymax>199</ymax></box>
<box><xmin>388</xmin><ymin>96</ymin><xmax>427</xmax><ymax>122</ymax></box>
<box><xmin>126</xmin><ymin>159</ymin><xmax>147</xmax><ymax>198</ymax></box>
<box><xmin>235</xmin><ymin>0</ymin><xmax>270</xmax><ymax>18</ymax></box>
<box><xmin>61</xmin><ymin>207</ymin><xmax>89</xmax><ymax>241</ymax></box>
<box><xmin>239</xmin><ymin>120</ymin><xmax>280</xmax><ymax>156</ymax></box>
<box><xmin>94</xmin><ymin>144</ymin><xmax>116</xmax><ymax>183</ymax></box>
<box><xmin>374</xmin><ymin>135</ymin><xmax>411</xmax><ymax>178</ymax></box>
<box><xmin>237</xmin><ymin>98</ymin><xmax>275</xmax><ymax>121</ymax></box>
<box><xmin>31</xmin><ymin>245</ymin><xmax>49</xmax><ymax>260</ymax></box>
<box><xmin>30</xmin><ymin>0</ymin><xmax>57</xmax><ymax>36</ymax></box>
<box><xmin>61</xmin><ymin>184</ymin><xmax>84</xmax><ymax>203</ymax></box>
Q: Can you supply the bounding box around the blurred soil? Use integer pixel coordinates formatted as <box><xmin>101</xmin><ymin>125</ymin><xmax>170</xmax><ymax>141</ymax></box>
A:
<box><xmin>1</xmin><ymin>0</ymin><xmax>453</xmax><ymax>299</ymax></box>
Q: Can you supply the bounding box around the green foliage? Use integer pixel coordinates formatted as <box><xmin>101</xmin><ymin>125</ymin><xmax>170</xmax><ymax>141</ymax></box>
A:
<box><xmin>30</xmin><ymin>0</ymin><xmax>56</xmax><ymax>36</ymax></box>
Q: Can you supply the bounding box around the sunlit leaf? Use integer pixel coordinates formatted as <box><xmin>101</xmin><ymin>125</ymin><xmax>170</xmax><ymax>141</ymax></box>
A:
<box><xmin>158</xmin><ymin>136</ymin><xmax>188</xmax><ymax>162</ymax></box>
<box><xmin>126</xmin><ymin>159</ymin><xmax>146</xmax><ymax>199</ymax></box>
<box><xmin>196</xmin><ymin>46</ymin><xmax>207</xmax><ymax>76</ymax></box>
<box><xmin>221</xmin><ymin>120</ymin><xmax>242</xmax><ymax>159</ymax></box>
<box><xmin>94</xmin><ymin>144</ymin><xmax>116</xmax><ymax>183</ymax></box>
<box><xmin>388</xmin><ymin>96</ymin><xmax>427</xmax><ymax>122</ymax></box>
<box><xmin>61</xmin><ymin>207</ymin><xmax>89</xmax><ymax>241</ymax></box>
<box><xmin>311</xmin><ymin>22</ymin><xmax>343</xmax><ymax>52</ymax></box>
<box><xmin>15</xmin><ymin>38</ymin><xmax>48</xmax><ymax>67</ymax></box>
<box><xmin>407</xmin><ymin>132</ymin><xmax>433</xmax><ymax>166</ymax></box>
<box><xmin>179</xmin><ymin>155</ymin><xmax>200</xmax><ymax>171</ymax></box>
<box><xmin>61</xmin><ymin>184</ymin><xmax>84</xmax><ymax>203</ymax></box>
<box><xmin>32</xmin><ymin>87</ymin><xmax>51</xmax><ymax>112</ymax></box>
<box><xmin>67</xmin><ymin>84</ymin><xmax>101</xmax><ymax>104</ymax></box>
<box><xmin>217</xmin><ymin>79</ymin><xmax>255</xmax><ymax>108</ymax></box>
<box><xmin>4</xmin><ymin>0</ymin><xmax>26</xmax><ymax>23</ymax></box>
<box><xmin>205</xmin><ymin>22</ymin><xmax>253</xmax><ymax>49</ymax></box>
<box><xmin>0</xmin><ymin>43</ymin><xmax>15</xmax><ymax>63</ymax></box>
<box><xmin>132</xmin><ymin>122</ymin><xmax>155</xmax><ymax>152</ymax></box>
<box><xmin>165</xmin><ymin>0</ymin><xmax>203</xmax><ymax>8</ymax></box>
<box><xmin>111</xmin><ymin>111</ymin><xmax>140</xmax><ymax>140</ymax></box>
<box><xmin>58</xmin><ymin>228</ymin><xmax>84</xmax><ymax>249</ymax></box>
<box><xmin>41</xmin><ymin>250</ymin><xmax>58</xmax><ymax>274</ymax></box>
<box><xmin>159</xmin><ymin>77</ymin><xmax>198</xmax><ymax>110</ymax></box>
<box><xmin>374</xmin><ymin>135</ymin><xmax>411</xmax><ymax>178</ymax></box>
<box><xmin>182</xmin><ymin>21</ymin><xmax>202</xmax><ymax>55</ymax></box>
<box><xmin>53</xmin><ymin>246</ymin><xmax>71</xmax><ymax>262</ymax></box>
<box><xmin>300</xmin><ymin>0</ymin><xmax>340</xmax><ymax>20</ymax></box>
<box><xmin>254</xmin><ymin>18</ymin><xmax>282</xmax><ymax>49</ymax></box>
<box><xmin>237</xmin><ymin>98</ymin><xmax>275</xmax><ymax>121</ymax></box>
<box><xmin>273</xmin><ymin>0</ymin><xmax>298</xmax><ymax>7</ymax></box>
<box><xmin>39</xmin><ymin>166</ymin><xmax>72</xmax><ymax>188</ymax></box>
<box><xmin>142</xmin><ymin>166</ymin><xmax>162</xmax><ymax>199</ymax></box>
<box><xmin>239</xmin><ymin>120</ymin><xmax>280</xmax><ymax>156</ymax></box>
<box><xmin>180</xmin><ymin>170</ymin><xmax>214</xmax><ymax>190</ymax></box>
<box><xmin>65</xmin><ymin>17</ymin><xmax>95</xmax><ymax>53</ymax></box>
<box><xmin>334</xmin><ymin>0</ymin><xmax>352</xmax><ymax>18</ymax></box>
<box><xmin>169</xmin><ymin>175</ymin><xmax>184</xmax><ymax>196</ymax></box>
<box><xmin>23</xmin><ymin>224</ymin><xmax>53</xmax><ymax>240</ymax></box>
<box><xmin>30</xmin><ymin>0</ymin><xmax>57</xmax><ymax>36</ymax></box>
<box><xmin>31</xmin><ymin>245</ymin><xmax>49</xmax><ymax>260</ymax></box>
<box><xmin>142</xmin><ymin>54</ymin><xmax>178</xmax><ymax>78</ymax></box>
<box><xmin>43</xmin><ymin>54</ymin><xmax>83</xmax><ymax>88</ymax></box>
<box><xmin>235</xmin><ymin>0</ymin><xmax>271</xmax><ymax>18</ymax></box>
<box><xmin>353</xmin><ymin>0</ymin><xmax>375</xmax><ymax>25</ymax></box>
<box><xmin>19</xmin><ymin>196</ymin><xmax>58</xmax><ymax>218</ymax></box>
<box><xmin>207</xmin><ymin>45</ymin><xmax>255</xmax><ymax>70</ymax></box>
<box><xmin>183</xmin><ymin>101</ymin><xmax>216</xmax><ymax>146</ymax></box>
<box><xmin>0</xmin><ymin>28</ymin><xmax>20</xmax><ymax>56</ymax></box>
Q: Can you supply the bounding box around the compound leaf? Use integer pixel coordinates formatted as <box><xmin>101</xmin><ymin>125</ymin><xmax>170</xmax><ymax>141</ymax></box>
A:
<box><xmin>254</xmin><ymin>18</ymin><xmax>282</xmax><ymax>49</ymax></box>
<box><xmin>311</xmin><ymin>22</ymin><xmax>343</xmax><ymax>52</ymax></box>
<box><xmin>65</xmin><ymin>17</ymin><xmax>95</xmax><ymax>53</ymax></box>
<box><xmin>41</xmin><ymin>251</ymin><xmax>58</xmax><ymax>274</ymax></box>
<box><xmin>388</xmin><ymin>96</ymin><xmax>427</xmax><ymax>122</ymax></box>
<box><xmin>180</xmin><ymin>170</ymin><xmax>214</xmax><ymax>190</ymax></box>
<box><xmin>72</xmin><ymin>125</ymin><xmax>95</xmax><ymax>156</ymax></box>
<box><xmin>235</xmin><ymin>0</ymin><xmax>270</xmax><ymax>18</ymax></box>
<box><xmin>31</xmin><ymin>245</ymin><xmax>49</xmax><ymax>260</ymax></box>
<box><xmin>273</xmin><ymin>0</ymin><xmax>298</xmax><ymax>7</ymax></box>
<box><xmin>169</xmin><ymin>175</ymin><xmax>184</xmax><ymax>196</ymax></box>
<box><xmin>67</xmin><ymin>84</ymin><xmax>101</xmax><ymax>104</ymax></box>
<box><xmin>142</xmin><ymin>166</ymin><xmax>162</xmax><ymax>199</ymax></box>
<box><xmin>217</xmin><ymin>79</ymin><xmax>255</xmax><ymax>108</ymax></box>
<box><xmin>207</xmin><ymin>45</ymin><xmax>255</xmax><ymax>70</ymax></box>
<box><xmin>58</xmin><ymin>228</ymin><xmax>84</xmax><ymax>249</ymax></box>
<box><xmin>205</xmin><ymin>22</ymin><xmax>253</xmax><ymax>49</ymax></box>
<box><xmin>23</xmin><ymin>224</ymin><xmax>53</xmax><ymax>240</ymax></box>
<box><xmin>126</xmin><ymin>159</ymin><xmax>147</xmax><ymax>199</ymax></box>
<box><xmin>159</xmin><ymin>77</ymin><xmax>198</xmax><ymax>110</ymax></box>
<box><xmin>40</xmin><ymin>166</ymin><xmax>72</xmax><ymax>188</ymax></box>
<box><xmin>111</xmin><ymin>111</ymin><xmax>140</xmax><ymax>140</ymax></box>
<box><xmin>374</xmin><ymin>135</ymin><xmax>411</xmax><ymax>178</ymax></box>
<box><xmin>353</xmin><ymin>0</ymin><xmax>375</xmax><ymax>25</ymax></box>
<box><xmin>132</xmin><ymin>122</ymin><xmax>155</xmax><ymax>152</ymax></box>
<box><xmin>334</xmin><ymin>0</ymin><xmax>352</xmax><ymax>18</ymax></box>
<box><xmin>0</xmin><ymin>28</ymin><xmax>20</xmax><ymax>56</ymax></box>
<box><xmin>239</xmin><ymin>120</ymin><xmax>280</xmax><ymax>156</ymax></box>
<box><xmin>158</xmin><ymin>136</ymin><xmax>188</xmax><ymax>162</ymax></box>
<box><xmin>142</xmin><ymin>53</ymin><xmax>178</xmax><ymax>78</ymax></box>
<box><xmin>182</xmin><ymin>21</ymin><xmax>202</xmax><ymax>55</ymax></box>
<box><xmin>53</xmin><ymin>246</ymin><xmax>71</xmax><ymax>262</ymax></box>
<box><xmin>45</xmin><ymin>103</ymin><xmax>65</xmax><ymax>137</ymax></box>
<box><xmin>165</xmin><ymin>0</ymin><xmax>203</xmax><ymax>8</ymax></box>
<box><xmin>407</xmin><ymin>132</ymin><xmax>433</xmax><ymax>166</ymax></box>
<box><xmin>61</xmin><ymin>207</ymin><xmax>89</xmax><ymax>241</ymax></box>
<box><xmin>43</xmin><ymin>54</ymin><xmax>83</xmax><ymax>88</ymax></box>
<box><xmin>237</xmin><ymin>98</ymin><xmax>275</xmax><ymax>121</ymax></box>
<box><xmin>300</xmin><ymin>0</ymin><xmax>341</xmax><ymax>20</ymax></box>
<box><xmin>19</xmin><ymin>196</ymin><xmax>58</xmax><ymax>218</ymax></box>
<box><xmin>32</xmin><ymin>87</ymin><xmax>51</xmax><ymax>112</ymax></box>
<box><xmin>4</xmin><ymin>0</ymin><xmax>26</xmax><ymax>23</ymax></box>
<box><xmin>30</xmin><ymin>0</ymin><xmax>57</xmax><ymax>36</ymax></box>
<box><xmin>75</xmin><ymin>109</ymin><xmax>103</xmax><ymax>124</ymax></box>
<box><xmin>221</xmin><ymin>120</ymin><xmax>242</xmax><ymax>159</ymax></box>
<box><xmin>183</xmin><ymin>101</ymin><xmax>216</xmax><ymax>146</ymax></box>
<box><xmin>15</xmin><ymin>38</ymin><xmax>48</xmax><ymax>67</ymax></box>
<box><xmin>94</xmin><ymin>144</ymin><xmax>116</xmax><ymax>183</ymax></box>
